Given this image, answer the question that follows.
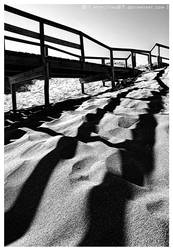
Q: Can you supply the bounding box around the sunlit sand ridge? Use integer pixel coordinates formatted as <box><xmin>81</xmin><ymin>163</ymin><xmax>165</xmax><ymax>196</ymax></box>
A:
<box><xmin>4</xmin><ymin>67</ymin><xmax>169</xmax><ymax>246</ymax></box>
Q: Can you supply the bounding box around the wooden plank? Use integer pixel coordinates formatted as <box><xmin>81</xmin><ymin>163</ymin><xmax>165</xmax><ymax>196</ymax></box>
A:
<box><xmin>161</xmin><ymin>56</ymin><xmax>169</xmax><ymax>60</ymax></box>
<box><xmin>9</xmin><ymin>66</ymin><xmax>45</xmax><ymax>85</ymax></box>
<box><xmin>4</xmin><ymin>35</ymin><xmax>40</xmax><ymax>46</ymax></box>
<box><xmin>133</xmin><ymin>50</ymin><xmax>149</xmax><ymax>55</ymax></box>
<box><xmin>5</xmin><ymin>23</ymin><xmax>81</xmax><ymax>49</ymax></box>
<box><xmin>47</xmin><ymin>44</ymin><xmax>80</xmax><ymax>58</ymax></box>
<box><xmin>156</xmin><ymin>43</ymin><xmax>169</xmax><ymax>50</ymax></box>
<box><xmin>45</xmin><ymin>34</ymin><xmax>80</xmax><ymax>50</ymax></box>
<box><xmin>5</xmin><ymin>5</ymin><xmax>80</xmax><ymax>35</ymax></box>
<box><xmin>86</xmin><ymin>56</ymin><xmax>109</xmax><ymax>60</ymax></box>
<box><xmin>114</xmin><ymin>58</ymin><xmax>127</xmax><ymax>60</ymax></box>
<box><xmin>82</xmin><ymin>32</ymin><xmax>110</xmax><ymax>50</ymax></box>
<box><xmin>112</xmin><ymin>47</ymin><xmax>150</xmax><ymax>54</ymax></box>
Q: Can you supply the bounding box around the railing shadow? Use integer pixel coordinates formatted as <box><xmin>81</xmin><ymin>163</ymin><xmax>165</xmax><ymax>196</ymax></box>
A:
<box><xmin>79</xmin><ymin>115</ymin><xmax>158</xmax><ymax>246</ymax></box>
<box><xmin>79</xmin><ymin>85</ymin><xmax>165</xmax><ymax>246</ymax></box>
<box><xmin>5</xmin><ymin>76</ymin><xmax>165</xmax><ymax>246</ymax></box>
<box><xmin>5</xmin><ymin>136</ymin><xmax>78</xmax><ymax>245</ymax></box>
<box><xmin>79</xmin><ymin>172</ymin><xmax>133</xmax><ymax>246</ymax></box>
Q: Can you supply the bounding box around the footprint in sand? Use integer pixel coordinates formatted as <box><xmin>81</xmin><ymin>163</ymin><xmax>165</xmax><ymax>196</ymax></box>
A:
<box><xmin>146</xmin><ymin>199</ymin><xmax>168</xmax><ymax>214</ymax></box>
<box><xmin>118</xmin><ymin>116</ymin><xmax>139</xmax><ymax>128</ymax></box>
<box><xmin>69</xmin><ymin>156</ymin><xmax>97</xmax><ymax>183</ymax></box>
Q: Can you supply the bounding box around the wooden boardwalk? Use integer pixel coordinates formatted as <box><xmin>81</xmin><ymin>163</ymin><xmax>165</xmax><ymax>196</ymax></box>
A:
<box><xmin>4</xmin><ymin>5</ymin><xmax>169</xmax><ymax>111</ymax></box>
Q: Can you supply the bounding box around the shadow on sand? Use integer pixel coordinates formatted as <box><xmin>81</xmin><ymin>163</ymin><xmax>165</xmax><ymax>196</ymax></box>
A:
<box><xmin>5</xmin><ymin>136</ymin><xmax>78</xmax><ymax>246</ymax></box>
<box><xmin>79</xmin><ymin>86</ymin><xmax>165</xmax><ymax>246</ymax></box>
<box><xmin>5</xmin><ymin>77</ymin><xmax>165</xmax><ymax>246</ymax></box>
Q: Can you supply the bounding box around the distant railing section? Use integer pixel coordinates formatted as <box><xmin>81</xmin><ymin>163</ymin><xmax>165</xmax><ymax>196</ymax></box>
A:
<box><xmin>4</xmin><ymin>5</ymin><xmax>169</xmax><ymax>110</ymax></box>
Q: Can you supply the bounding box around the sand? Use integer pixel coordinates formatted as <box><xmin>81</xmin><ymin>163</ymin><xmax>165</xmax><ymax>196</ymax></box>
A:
<box><xmin>4</xmin><ymin>67</ymin><xmax>169</xmax><ymax>246</ymax></box>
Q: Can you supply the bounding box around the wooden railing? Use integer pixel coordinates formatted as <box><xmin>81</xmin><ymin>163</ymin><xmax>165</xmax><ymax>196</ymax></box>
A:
<box><xmin>4</xmin><ymin>5</ymin><xmax>169</xmax><ymax>110</ymax></box>
<box><xmin>4</xmin><ymin>5</ymin><xmax>169</xmax><ymax>70</ymax></box>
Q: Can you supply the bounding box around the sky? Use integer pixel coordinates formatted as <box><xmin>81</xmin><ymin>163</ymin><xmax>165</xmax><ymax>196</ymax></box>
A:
<box><xmin>4</xmin><ymin>3</ymin><xmax>169</xmax><ymax>65</ymax></box>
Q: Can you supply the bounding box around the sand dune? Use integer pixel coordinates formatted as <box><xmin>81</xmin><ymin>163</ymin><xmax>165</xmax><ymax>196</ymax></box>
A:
<box><xmin>4</xmin><ymin>67</ymin><xmax>169</xmax><ymax>246</ymax></box>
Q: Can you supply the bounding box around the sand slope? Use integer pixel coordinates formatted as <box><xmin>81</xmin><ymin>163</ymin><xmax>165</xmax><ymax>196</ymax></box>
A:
<box><xmin>4</xmin><ymin>68</ymin><xmax>169</xmax><ymax>246</ymax></box>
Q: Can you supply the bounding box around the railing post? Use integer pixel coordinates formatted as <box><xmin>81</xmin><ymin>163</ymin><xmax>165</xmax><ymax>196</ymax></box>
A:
<box><xmin>110</xmin><ymin>49</ymin><xmax>116</xmax><ymax>89</ymax></box>
<box><xmin>40</xmin><ymin>21</ymin><xmax>49</xmax><ymax>107</ymax></box>
<box><xmin>101</xmin><ymin>58</ymin><xmax>106</xmax><ymax>86</ymax></box>
<box><xmin>101</xmin><ymin>58</ymin><xmax>105</xmax><ymax>65</ymax></box>
<box><xmin>80</xmin><ymin>33</ymin><xmax>85</xmax><ymax>64</ymax></box>
<box><xmin>125</xmin><ymin>59</ymin><xmax>127</xmax><ymax>68</ymax></box>
<box><xmin>148</xmin><ymin>52</ymin><xmax>152</xmax><ymax>69</ymax></box>
<box><xmin>157</xmin><ymin>45</ymin><xmax>162</xmax><ymax>67</ymax></box>
<box><xmin>80</xmin><ymin>33</ymin><xmax>85</xmax><ymax>94</ymax></box>
<box><xmin>11</xmin><ymin>83</ymin><xmax>17</xmax><ymax>112</ymax></box>
<box><xmin>131</xmin><ymin>51</ymin><xmax>136</xmax><ymax>69</ymax></box>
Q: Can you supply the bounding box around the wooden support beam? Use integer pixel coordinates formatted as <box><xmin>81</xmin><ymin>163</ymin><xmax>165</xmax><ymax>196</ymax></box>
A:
<box><xmin>102</xmin><ymin>80</ymin><xmax>106</xmax><ymax>87</ymax></box>
<box><xmin>131</xmin><ymin>52</ymin><xmax>136</xmax><ymax>69</ymax></box>
<box><xmin>112</xmin><ymin>47</ymin><xmax>150</xmax><ymax>54</ymax></box>
<box><xmin>110</xmin><ymin>49</ymin><xmax>116</xmax><ymax>89</ymax></box>
<box><xmin>46</xmin><ymin>44</ymin><xmax>80</xmax><ymax>58</ymax></box>
<box><xmin>8</xmin><ymin>66</ymin><xmax>44</xmax><ymax>85</ymax></box>
<box><xmin>157</xmin><ymin>45</ymin><xmax>162</xmax><ymax>67</ymax></box>
<box><xmin>80</xmin><ymin>34</ymin><xmax>85</xmax><ymax>71</ymax></box>
<box><xmin>158</xmin><ymin>45</ymin><xmax>160</xmax><ymax>57</ymax></box>
<box><xmin>4</xmin><ymin>35</ymin><xmax>40</xmax><ymax>47</ymax></box>
<box><xmin>81</xmin><ymin>82</ymin><xmax>85</xmax><ymax>94</ymax></box>
<box><xmin>148</xmin><ymin>53</ymin><xmax>152</xmax><ymax>68</ymax></box>
<box><xmin>101</xmin><ymin>58</ymin><xmax>105</xmax><ymax>65</ymax></box>
<box><xmin>158</xmin><ymin>56</ymin><xmax>162</xmax><ymax>67</ymax></box>
<box><xmin>11</xmin><ymin>83</ymin><xmax>17</xmax><ymax>112</ymax></box>
<box><xmin>156</xmin><ymin>43</ymin><xmax>169</xmax><ymax>50</ymax></box>
<box><xmin>40</xmin><ymin>22</ymin><xmax>49</xmax><ymax>106</ymax></box>
<box><xmin>125</xmin><ymin>59</ymin><xmax>127</xmax><ymax>68</ymax></box>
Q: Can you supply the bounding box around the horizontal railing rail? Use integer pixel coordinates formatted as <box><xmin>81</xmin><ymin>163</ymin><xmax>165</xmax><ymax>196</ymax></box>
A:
<box><xmin>4</xmin><ymin>5</ymin><xmax>80</xmax><ymax>35</ymax></box>
<box><xmin>5</xmin><ymin>23</ymin><xmax>81</xmax><ymax>50</ymax></box>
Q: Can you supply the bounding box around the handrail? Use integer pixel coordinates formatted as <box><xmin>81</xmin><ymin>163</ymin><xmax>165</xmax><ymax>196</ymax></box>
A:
<box><xmin>151</xmin><ymin>54</ymin><xmax>169</xmax><ymax>60</ymax></box>
<box><xmin>85</xmin><ymin>56</ymin><xmax>127</xmax><ymax>60</ymax></box>
<box><xmin>4</xmin><ymin>4</ymin><xmax>169</xmax><ymax>68</ymax></box>
<box><xmin>156</xmin><ymin>43</ymin><xmax>169</xmax><ymax>49</ymax></box>
<box><xmin>81</xmin><ymin>32</ymin><xmax>110</xmax><ymax>50</ymax></box>
<box><xmin>4</xmin><ymin>35</ymin><xmax>40</xmax><ymax>47</ymax></box>
<box><xmin>112</xmin><ymin>47</ymin><xmax>150</xmax><ymax>54</ymax></box>
<box><xmin>4</xmin><ymin>5</ymin><xmax>80</xmax><ymax>35</ymax></box>
<box><xmin>4</xmin><ymin>3</ymin><xmax>169</xmax><ymax>81</ymax></box>
<box><xmin>46</xmin><ymin>44</ymin><xmax>81</xmax><ymax>58</ymax></box>
<box><xmin>4</xmin><ymin>4</ymin><xmax>170</xmax><ymax>112</ymax></box>
<box><xmin>5</xmin><ymin>23</ymin><xmax>81</xmax><ymax>50</ymax></box>
<box><xmin>150</xmin><ymin>43</ymin><xmax>169</xmax><ymax>52</ymax></box>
